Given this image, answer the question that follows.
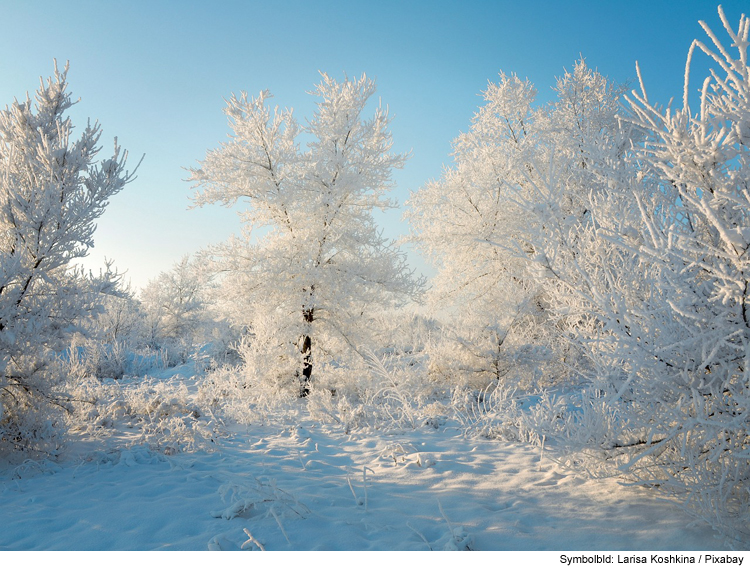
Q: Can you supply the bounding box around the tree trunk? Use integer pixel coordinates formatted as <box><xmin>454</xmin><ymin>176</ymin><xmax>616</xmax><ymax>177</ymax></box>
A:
<box><xmin>300</xmin><ymin>306</ymin><xmax>314</xmax><ymax>397</ymax></box>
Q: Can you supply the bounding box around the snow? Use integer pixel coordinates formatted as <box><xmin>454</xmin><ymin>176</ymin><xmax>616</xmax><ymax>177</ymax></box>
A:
<box><xmin>0</xmin><ymin>374</ymin><xmax>729</xmax><ymax>555</ymax></box>
<box><xmin>3</xmin><ymin>365</ymin><xmax>748</xmax><ymax>579</ymax></box>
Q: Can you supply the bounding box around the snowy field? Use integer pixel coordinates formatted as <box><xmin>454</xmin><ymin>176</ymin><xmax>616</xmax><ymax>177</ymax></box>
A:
<box><xmin>1</xmin><ymin>419</ymin><xmax>722</xmax><ymax>552</ymax></box>
<box><xmin>0</xmin><ymin>365</ymin><xmax>733</xmax><ymax>556</ymax></box>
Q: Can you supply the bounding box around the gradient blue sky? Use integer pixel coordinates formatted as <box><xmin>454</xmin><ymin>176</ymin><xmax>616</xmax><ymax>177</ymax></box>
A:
<box><xmin>0</xmin><ymin>0</ymin><xmax>746</xmax><ymax>289</ymax></box>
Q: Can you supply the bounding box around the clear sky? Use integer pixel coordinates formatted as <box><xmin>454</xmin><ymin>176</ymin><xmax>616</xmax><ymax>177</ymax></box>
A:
<box><xmin>0</xmin><ymin>0</ymin><xmax>746</xmax><ymax>289</ymax></box>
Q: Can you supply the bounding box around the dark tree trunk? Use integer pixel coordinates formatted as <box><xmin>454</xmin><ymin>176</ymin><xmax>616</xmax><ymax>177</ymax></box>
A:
<box><xmin>300</xmin><ymin>306</ymin><xmax>314</xmax><ymax>397</ymax></box>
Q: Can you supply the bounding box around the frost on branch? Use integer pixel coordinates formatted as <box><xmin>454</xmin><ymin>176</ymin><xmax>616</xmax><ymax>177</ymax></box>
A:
<box><xmin>138</xmin><ymin>255</ymin><xmax>227</xmax><ymax>366</ymax></box>
<box><xmin>190</xmin><ymin>74</ymin><xmax>423</xmax><ymax>396</ymax></box>
<box><xmin>0</xmin><ymin>63</ymin><xmax>134</xmax><ymax>454</ymax></box>
<box><xmin>407</xmin><ymin>63</ymin><xmax>629</xmax><ymax>388</ymax></box>
<box><xmin>409</xmin><ymin>5</ymin><xmax>750</xmax><ymax>541</ymax></box>
<box><xmin>608</xmin><ymin>5</ymin><xmax>750</xmax><ymax>540</ymax></box>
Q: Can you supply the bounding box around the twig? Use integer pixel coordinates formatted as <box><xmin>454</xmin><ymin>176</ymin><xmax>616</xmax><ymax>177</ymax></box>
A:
<box><xmin>363</xmin><ymin>466</ymin><xmax>374</xmax><ymax>511</ymax></box>
<box><xmin>437</xmin><ymin>499</ymin><xmax>455</xmax><ymax>535</ymax></box>
<box><xmin>406</xmin><ymin>522</ymin><xmax>432</xmax><ymax>551</ymax></box>
<box><xmin>539</xmin><ymin>434</ymin><xmax>546</xmax><ymax>471</ymax></box>
<box><xmin>270</xmin><ymin>507</ymin><xmax>291</xmax><ymax>545</ymax></box>
<box><xmin>241</xmin><ymin>528</ymin><xmax>266</xmax><ymax>551</ymax></box>
<box><xmin>346</xmin><ymin>472</ymin><xmax>359</xmax><ymax>505</ymax></box>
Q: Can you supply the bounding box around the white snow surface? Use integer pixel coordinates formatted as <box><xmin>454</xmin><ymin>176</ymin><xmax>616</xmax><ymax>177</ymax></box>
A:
<box><xmin>0</xmin><ymin>366</ymin><xmax>734</xmax><ymax>553</ymax></box>
<box><xmin>0</xmin><ymin>430</ymin><xmax>724</xmax><ymax>551</ymax></box>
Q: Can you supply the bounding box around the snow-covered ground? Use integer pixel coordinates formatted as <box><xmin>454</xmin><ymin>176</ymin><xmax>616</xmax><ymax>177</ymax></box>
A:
<box><xmin>2</xmin><ymin>363</ymin><xmax>748</xmax><ymax>579</ymax></box>
<box><xmin>0</xmin><ymin>386</ymin><xmax>730</xmax><ymax>553</ymax></box>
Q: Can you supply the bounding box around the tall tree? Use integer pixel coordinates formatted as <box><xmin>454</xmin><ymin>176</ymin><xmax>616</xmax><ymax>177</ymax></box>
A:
<box><xmin>407</xmin><ymin>62</ymin><xmax>630</xmax><ymax>386</ymax></box>
<box><xmin>0</xmin><ymin>63</ymin><xmax>134</xmax><ymax>451</ymax></box>
<box><xmin>411</xmin><ymin>6</ymin><xmax>750</xmax><ymax>538</ymax></box>
<box><xmin>190</xmin><ymin>74</ymin><xmax>421</xmax><ymax>395</ymax></box>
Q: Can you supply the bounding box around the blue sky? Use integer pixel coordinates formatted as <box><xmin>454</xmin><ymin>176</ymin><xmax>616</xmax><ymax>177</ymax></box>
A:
<box><xmin>0</xmin><ymin>0</ymin><xmax>746</xmax><ymax>289</ymax></box>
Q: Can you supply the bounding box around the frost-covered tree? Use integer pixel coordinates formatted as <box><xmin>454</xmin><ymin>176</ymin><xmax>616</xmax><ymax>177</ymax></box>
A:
<box><xmin>0</xmin><ymin>63</ymin><xmax>133</xmax><ymax>451</ymax></box>
<box><xmin>140</xmin><ymin>255</ymin><xmax>221</xmax><ymax>365</ymax></box>
<box><xmin>94</xmin><ymin>281</ymin><xmax>146</xmax><ymax>346</ymax></box>
<box><xmin>407</xmin><ymin>73</ymin><xmax>536</xmax><ymax>318</ymax></box>
<box><xmin>141</xmin><ymin>256</ymin><xmax>206</xmax><ymax>342</ymax></box>
<box><xmin>66</xmin><ymin>279</ymin><xmax>146</xmax><ymax>381</ymax></box>
<box><xmin>411</xmin><ymin>5</ymin><xmax>750</xmax><ymax>540</ymax></box>
<box><xmin>407</xmin><ymin>62</ymin><xmax>630</xmax><ymax>387</ymax></box>
<box><xmin>190</xmin><ymin>74</ymin><xmax>421</xmax><ymax>395</ymax></box>
<box><xmin>514</xmin><ymin>7</ymin><xmax>750</xmax><ymax>539</ymax></box>
<box><xmin>590</xmin><ymin>6</ymin><xmax>750</xmax><ymax>538</ymax></box>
